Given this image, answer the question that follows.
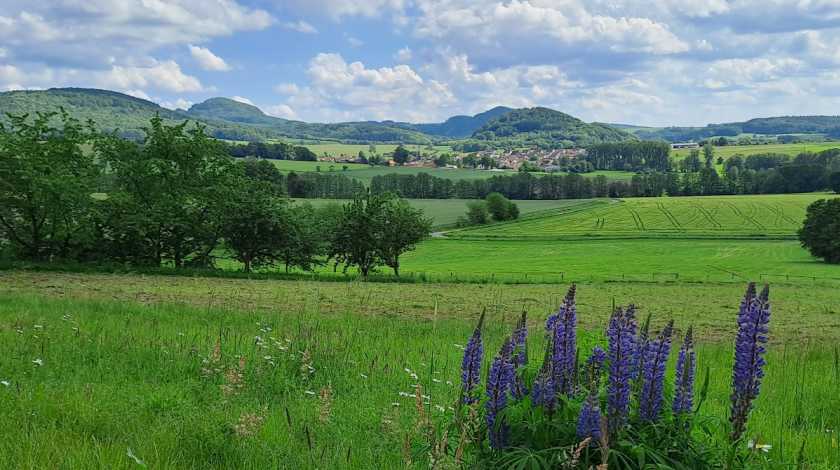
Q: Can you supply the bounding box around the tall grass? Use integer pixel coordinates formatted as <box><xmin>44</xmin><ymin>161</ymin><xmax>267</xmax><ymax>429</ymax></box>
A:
<box><xmin>0</xmin><ymin>290</ymin><xmax>837</xmax><ymax>468</ymax></box>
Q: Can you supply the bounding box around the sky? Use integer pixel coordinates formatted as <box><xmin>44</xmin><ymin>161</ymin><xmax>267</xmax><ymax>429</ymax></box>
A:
<box><xmin>3</xmin><ymin>1</ymin><xmax>840</xmax><ymax>126</ymax></box>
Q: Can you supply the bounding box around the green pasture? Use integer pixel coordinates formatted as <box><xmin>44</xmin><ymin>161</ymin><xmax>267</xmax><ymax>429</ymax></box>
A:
<box><xmin>297</xmin><ymin>143</ymin><xmax>453</xmax><ymax>158</ymax></box>
<box><xmin>267</xmin><ymin>160</ymin><xmax>370</xmax><ymax>172</ymax></box>
<box><xmin>447</xmin><ymin>194</ymin><xmax>838</xmax><ymax>240</ymax></box>
<box><xmin>0</xmin><ymin>273</ymin><xmax>838</xmax><ymax>467</ymax></box>
<box><xmin>298</xmin><ymin>198</ymin><xmax>590</xmax><ymax>228</ymax></box>
<box><xmin>672</xmin><ymin>142</ymin><xmax>840</xmax><ymax>160</ymax></box>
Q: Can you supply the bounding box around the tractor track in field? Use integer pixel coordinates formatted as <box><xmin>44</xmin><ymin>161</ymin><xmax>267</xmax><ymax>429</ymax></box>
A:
<box><xmin>694</xmin><ymin>203</ymin><xmax>722</xmax><ymax>229</ymax></box>
<box><xmin>657</xmin><ymin>202</ymin><xmax>683</xmax><ymax>231</ymax></box>
<box><xmin>627</xmin><ymin>207</ymin><xmax>646</xmax><ymax>231</ymax></box>
<box><xmin>726</xmin><ymin>202</ymin><xmax>765</xmax><ymax>230</ymax></box>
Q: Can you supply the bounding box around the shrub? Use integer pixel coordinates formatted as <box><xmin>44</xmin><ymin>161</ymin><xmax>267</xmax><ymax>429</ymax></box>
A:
<box><xmin>799</xmin><ymin>198</ymin><xmax>840</xmax><ymax>264</ymax></box>
<box><xmin>465</xmin><ymin>201</ymin><xmax>490</xmax><ymax>225</ymax></box>
<box><xmin>448</xmin><ymin>283</ymin><xmax>772</xmax><ymax>468</ymax></box>
<box><xmin>485</xmin><ymin>192</ymin><xmax>519</xmax><ymax>222</ymax></box>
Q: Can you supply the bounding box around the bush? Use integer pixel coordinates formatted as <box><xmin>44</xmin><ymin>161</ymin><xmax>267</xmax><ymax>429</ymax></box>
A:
<box><xmin>465</xmin><ymin>201</ymin><xmax>490</xmax><ymax>225</ymax></box>
<box><xmin>799</xmin><ymin>198</ymin><xmax>840</xmax><ymax>263</ymax></box>
<box><xmin>485</xmin><ymin>192</ymin><xmax>519</xmax><ymax>222</ymax></box>
<box><xmin>433</xmin><ymin>284</ymin><xmax>773</xmax><ymax>468</ymax></box>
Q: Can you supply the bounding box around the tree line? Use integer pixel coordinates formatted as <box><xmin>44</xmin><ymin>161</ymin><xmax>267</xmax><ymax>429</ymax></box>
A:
<box><xmin>0</xmin><ymin>112</ymin><xmax>430</xmax><ymax>276</ymax></box>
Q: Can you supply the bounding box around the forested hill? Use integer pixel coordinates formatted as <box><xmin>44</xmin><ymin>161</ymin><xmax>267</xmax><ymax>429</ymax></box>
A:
<box><xmin>471</xmin><ymin>107</ymin><xmax>637</xmax><ymax>148</ymax></box>
<box><xmin>621</xmin><ymin>115</ymin><xmax>840</xmax><ymax>142</ymax></box>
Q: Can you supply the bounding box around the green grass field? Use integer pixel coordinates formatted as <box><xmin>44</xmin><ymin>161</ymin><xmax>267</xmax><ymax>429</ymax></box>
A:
<box><xmin>297</xmin><ymin>143</ymin><xmax>453</xmax><ymax>158</ymax></box>
<box><xmin>299</xmin><ymin>198</ymin><xmax>590</xmax><ymax>228</ymax></box>
<box><xmin>267</xmin><ymin>160</ymin><xmax>370</xmax><ymax>172</ymax></box>
<box><xmin>446</xmin><ymin>194</ymin><xmax>837</xmax><ymax>240</ymax></box>
<box><xmin>672</xmin><ymin>142</ymin><xmax>840</xmax><ymax>160</ymax></box>
<box><xmin>1</xmin><ymin>273</ymin><xmax>838</xmax><ymax>467</ymax></box>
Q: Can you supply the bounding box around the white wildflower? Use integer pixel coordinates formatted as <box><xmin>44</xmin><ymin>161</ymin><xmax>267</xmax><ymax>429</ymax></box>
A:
<box><xmin>32</xmin><ymin>358</ymin><xmax>43</xmax><ymax>366</ymax></box>
<box><xmin>1</xmin><ymin>380</ymin><xmax>9</xmax><ymax>387</ymax></box>
<box><xmin>304</xmin><ymin>390</ymin><xmax>316</xmax><ymax>396</ymax></box>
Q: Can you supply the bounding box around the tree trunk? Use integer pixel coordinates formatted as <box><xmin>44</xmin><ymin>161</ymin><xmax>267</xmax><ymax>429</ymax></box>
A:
<box><xmin>243</xmin><ymin>257</ymin><xmax>252</xmax><ymax>273</ymax></box>
<box><xmin>393</xmin><ymin>259</ymin><xmax>400</xmax><ymax>277</ymax></box>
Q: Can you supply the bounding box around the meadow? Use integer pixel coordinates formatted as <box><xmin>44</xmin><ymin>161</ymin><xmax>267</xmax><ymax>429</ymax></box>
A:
<box><xmin>671</xmin><ymin>141</ymin><xmax>840</xmax><ymax>160</ymax></box>
<box><xmin>1</xmin><ymin>273</ymin><xmax>838</xmax><ymax>467</ymax></box>
<box><xmin>447</xmin><ymin>194</ymin><xmax>837</xmax><ymax>240</ymax></box>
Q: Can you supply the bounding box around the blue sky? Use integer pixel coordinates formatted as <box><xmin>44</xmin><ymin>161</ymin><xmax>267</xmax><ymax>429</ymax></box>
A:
<box><xmin>3</xmin><ymin>1</ymin><xmax>840</xmax><ymax>126</ymax></box>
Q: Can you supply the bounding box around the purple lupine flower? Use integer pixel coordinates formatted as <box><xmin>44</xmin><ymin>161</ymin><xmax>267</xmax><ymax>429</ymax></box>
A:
<box><xmin>606</xmin><ymin>306</ymin><xmax>637</xmax><ymax>438</ymax></box>
<box><xmin>730</xmin><ymin>284</ymin><xmax>771</xmax><ymax>442</ymax></box>
<box><xmin>632</xmin><ymin>308</ymin><xmax>648</xmax><ymax>381</ymax></box>
<box><xmin>576</xmin><ymin>395</ymin><xmax>602</xmax><ymax>442</ymax></box>
<box><xmin>460</xmin><ymin>312</ymin><xmax>485</xmax><ymax>404</ymax></box>
<box><xmin>486</xmin><ymin>338</ymin><xmax>515</xmax><ymax>449</ymax></box>
<box><xmin>639</xmin><ymin>321</ymin><xmax>674</xmax><ymax>423</ymax></box>
<box><xmin>550</xmin><ymin>285</ymin><xmax>577</xmax><ymax>397</ymax></box>
<box><xmin>510</xmin><ymin>312</ymin><xmax>529</xmax><ymax>399</ymax></box>
<box><xmin>531</xmin><ymin>346</ymin><xmax>556</xmax><ymax>411</ymax></box>
<box><xmin>673</xmin><ymin>327</ymin><xmax>696</xmax><ymax>416</ymax></box>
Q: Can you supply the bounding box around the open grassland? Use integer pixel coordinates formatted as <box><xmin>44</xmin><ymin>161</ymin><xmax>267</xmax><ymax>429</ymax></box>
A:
<box><xmin>0</xmin><ymin>273</ymin><xmax>838</xmax><ymax>467</ymax></box>
<box><xmin>297</xmin><ymin>143</ymin><xmax>453</xmax><ymax>157</ymax></box>
<box><xmin>298</xmin><ymin>198</ymin><xmax>591</xmax><ymax>228</ymax></box>
<box><xmin>267</xmin><ymin>160</ymin><xmax>370</xmax><ymax>172</ymax></box>
<box><xmin>671</xmin><ymin>141</ymin><xmax>840</xmax><ymax>160</ymax></box>
<box><xmin>447</xmin><ymin>194</ymin><xmax>838</xmax><ymax>240</ymax></box>
<box><xmin>404</xmin><ymin>238</ymin><xmax>840</xmax><ymax>284</ymax></box>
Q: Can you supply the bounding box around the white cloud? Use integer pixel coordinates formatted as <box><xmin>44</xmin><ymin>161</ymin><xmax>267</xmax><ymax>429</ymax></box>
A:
<box><xmin>124</xmin><ymin>89</ymin><xmax>152</xmax><ymax>100</ymax></box>
<box><xmin>102</xmin><ymin>60</ymin><xmax>204</xmax><ymax>93</ymax></box>
<box><xmin>231</xmin><ymin>95</ymin><xmax>255</xmax><ymax>105</ymax></box>
<box><xmin>0</xmin><ymin>48</ymin><xmax>7</xmax><ymax>59</ymax></box>
<box><xmin>394</xmin><ymin>47</ymin><xmax>412</xmax><ymax>62</ymax></box>
<box><xmin>274</xmin><ymin>83</ymin><xmax>300</xmax><ymax>95</ymax></box>
<box><xmin>346</xmin><ymin>36</ymin><xmax>364</xmax><ymax>47</ymax></box>
<box><xmin>265</xmin><ymin>104</ymin><xmax>299</xmax><ymax>119</ymax></box>
<box><xmin>280</xmin><ymin>0</ymin><xmax>409</xmax><ymax>20</ymax></box>
<box><xmin>188</xmin><ymin>44</ymin><xmax>231</xmax><ymax>71</ymax></box>
<box><xmin>160</xmin><ymin>98</ymin><xmax>194</xmax><ymax>110</ymax></box>
<box><xmin>283</xmin><ymin>20</ymin><xmax>318</xmax><ymax>34</ymax></box>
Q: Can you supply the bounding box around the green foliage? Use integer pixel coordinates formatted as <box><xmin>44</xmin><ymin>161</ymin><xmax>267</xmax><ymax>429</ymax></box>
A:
<box><xmin>798</xmin><ymin>198</ymin><xmax>840</xmax><ymax>263</ymax></box>
<box><xmin>485</xmin><ymin>192</ymin><xmax>519</xmax><ymax>221</ymax></box>
<box><xmin>328</xmin><ymin>191</ymin><xmax>431</xmax><ymax>277</ymax></box>
<box><xmin>96</xmin><ymin>115</ymin><xmax>237</xmax><ymax>267</ymax></box>
<box><xmin>228</xmin><ymin>141</ymin><xmax>316</xmax><ymax>161</ymax></box>
<box><xmin>0</xmin><ymin>110</ymin><xmax>102</xmax><ymax>260</ymax></box>
<box><xmin>472</xmin><ymin>107</ymin><xmax>636</xmax><ymax>148</ymax></box>
<box><xmin>830</xmin><ymin>172</ymin><xmax>840</xmax><ymax>193</ymax></box>
<box><xmin>392</xmin><ymin>144</ymin><xmax>410</xmax><ymax>165</ymax></box>
<box><xmin>221</xmin><ymin>181</ymin><xmax>289</xmax><ymax>272</ymax></box>
<box><xmin>465</xmin><ymin>201</ymin><xmax>490</xmax><ymax>225</ymax></box>
<box><xmin>586</xmin><ymin>141</ymin><xmax>671</xmax><ymax>172</ymax></box>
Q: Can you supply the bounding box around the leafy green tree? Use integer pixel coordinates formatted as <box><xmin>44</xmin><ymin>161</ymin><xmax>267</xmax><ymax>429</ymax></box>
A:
<box><xmin>328</xmin><ymin>191</ymin><xmax>389</xmax><ymax>277</ymax></box>
<box><xmin>465</xmin><ymin>201</ymin><xmax>489</xmax><ymax>225</ymax></box>
<box><xmin>378</xmin><ymin>199</ymin><xmax>432</xmax><ymax>276</ymax></box>
<box><xmin>830</xmin><ymin>172</ymin><xmax>840</xmax><ymax>194</ymax></box>
<box><xmin>276</xmin><ymin>203</ymin><xmax>324</xmax><ymax>273</ymax></box>
<box><xmin>703</xmin><ymin>143</ymin><xmax>715</xmax><ymax>168</ymax></box>
<box><xmin>799</xmin><ymin>198</ymin><xmax>840</xmax><ymax>263</ymax></box>
<box><xmin>240</xmin><ymin>158</ymin><xmax>285</xmax><ymax>193</ymax></box>
<box><xmin>485</xmin><ymin>192</ymin><xmax>519</xmax><ymax>221</ymax></box>
<box><xmin>0</xmin><ymin>111</ymin><xmax>102</xmax><ymax>260</ymax></box>
<box><xmin>222</xmin><ymin>181</ymin><xmax>287</xmax><ymax>273</ymax></box>
<box><xmin>98</xmin><ymin>115</ymin><xmax>236</xmax><ymax>267</ymax></box>
<box><xmin>393</xmin><ymin>145</ymin><xmax>410</xmax><ymax>165</ymax></box>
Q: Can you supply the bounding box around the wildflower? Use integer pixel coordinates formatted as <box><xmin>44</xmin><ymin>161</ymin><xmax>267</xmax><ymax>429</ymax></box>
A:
<box><xmin>233</xmin><ymin>410</ymin><xmax>266</xmax><ymax>437</ymax></box>
<box><xmin>510</xmin><ymin>311</ymin><xmax>529</xmax><ymax>399</ymax></box>
<box><xmin>731</xmin><ymin>284</ymin><xmax>771</xmax><ymax>442</ymax></box>
<box><xmin>607</xmin><ymin>305</ymin><xmax>637</xmax><ymax>438</ymax></box>
<box><xmin>360</xmin><ymin>373</ymin><xmax>368</xmax><ymax>379</ymax></box>
<box><xmin>319</xmin><ymin>385</ymin><xmax>333</xmax><ymax>423</ymax></box>
<box><xmin>126</xmin><ymin>447</ymin><xmax>146</xmax><ymax>467</ymax></box>
<box><xmin>549</xmin><ymin>285</ymin><xmax>577</xmax><ymax>397</ymax></box>
<box><xmin>304</xmin><ymin>390</ymin><xmax>316</xmax><ymax>396</ymax></box>
<box><xmin>673</xmin><ymin>327</ymin><xmax>696</xmax><ymax>417</ymax></box>
<box><xmin>460</xmin><ymin>312</ymin><xmax>485</xmax><ymax>404</ymax></box>
<box><xmin>577</xmin><ymin>347</ymin><xmax>606</xmax><ymax>443</ymax></box>
<box><xmin>747</xmin><ymin>439</ymin><xmax>772</xmax><ymax>453</ymax></box>
<box><xmin>0</xmin><ymin>380</ymin><xmax>9</xmax><ymax>387</ymax></box>
<box><xmin>640</xmin><ymin>320</ymin><xmax>674</xmax><ymax>423</ymax></box>
<box><xmin>577</xmin><ymin>395</ymin><xmax>602</xmax><ymax>442</ymax></box>
<box><xmin>486</xmin><ymin>338</ymin><xmax>515</xmax><ymax>449</ymax></box>
<box><xmin>32</xmin><ymin>358</ymin><xmax>44</xmax><ymax>367</ymax></box>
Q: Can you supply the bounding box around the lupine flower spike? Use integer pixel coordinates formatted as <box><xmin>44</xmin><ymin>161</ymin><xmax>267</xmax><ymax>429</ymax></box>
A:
<box><xmin>673</xmin><ymin>327</ymin><xmax>696</xmax><ymax>418</ymax></box>
<box><xmin>607</xmin><ymin>306</ymin><xmax>637</xmax><ymax>439</ymax></box>
<box><xmin>731</xmin><ymin>284</ymin><xmax>771</xmax><ymax>442</ymax></box>
<box><xmin>486</xmin><ymin>338</ymin><xmax>515</xmax><ymax>449</ymax></box>
<box><xmin>640</xmin><ymin>320</ymin><xmax>674</xmax><ymax>423</ymax></box>
<box><xmin>510</xmin><ymin>311</ymin><xmax>529</xmax><ymax>399</ymax></box>
<box><xmin>577</xmin><ymin>347</ymin><xmax>607</xmax><ymax>442</ymax></box>
<box><xmin>550</xmin><ymin>284</ymin><xmax>578</xmax><ymax>397</ymax></box>
<box><xmin>531</xmin><ymin>347</ymin><xmax>556</xmax><ymax>412</ymax></box>
<box><xmin>460</xmin><ymin>311</ymin><xmax>485</xmax><ymax>405</ymax></box>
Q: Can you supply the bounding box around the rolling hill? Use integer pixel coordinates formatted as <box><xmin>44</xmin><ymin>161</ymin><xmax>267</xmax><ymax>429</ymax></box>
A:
<box><xmin>618</xmin><ymin>116</ymin><xmax>840</xmax><ymax>142</ymax></box>
<box><xmin>471</xmin><ymin>107</ymin><xmax>636</xmax><ymax>148</ymax></box>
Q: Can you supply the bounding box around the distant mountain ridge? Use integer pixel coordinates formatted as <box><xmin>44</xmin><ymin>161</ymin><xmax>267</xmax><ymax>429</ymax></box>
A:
<box><xmin>4</xmin><ymin>87</ymin><xmax>838</xmax><ymax>146</ymax></box>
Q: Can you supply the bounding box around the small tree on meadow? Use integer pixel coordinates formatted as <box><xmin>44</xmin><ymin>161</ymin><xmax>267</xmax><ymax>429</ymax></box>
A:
<box><xmin>329</xmin><ymin>191</ymin><xmax>389</xmax><ymax>277</ymax></box>
<box><xmin>393</xmin><ymin>145</ymin><xmax>410</xmax><ymax>165</ymax></box>
<box><xmin>799</xmin><ymin>198</ymin><xmax>840</xmax><ymax>264</ymax></box>
<box><xmin>485</xmin><ymin>192</ymin><xmax>519</xmax><ymax>221</ymax></box>
<box><xmin>465</xmin><ymin>201</ymin><xmax>489</xmax><ymax>225</ymax></box>
<box><xmin>378</xmin><ymin>198</ymin><xmax>432</xmax><ymax>276</ymax></box>
<box><xmin>222</xmin><ymin>180</ymin><xmax>287</xmax><ymax>273</ymax></box>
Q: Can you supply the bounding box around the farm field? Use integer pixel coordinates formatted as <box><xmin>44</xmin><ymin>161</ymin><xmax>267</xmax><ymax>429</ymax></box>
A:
<box><xmin>298</xmin><ymin>198</ymin><xmax>593</xmax><ymax>228</ymax></box>
<box><xmin>266</xmin><ymin>160</ymin><xmax>370</xmax><ymax>172</ymax></box>
<box><xmin>0</xmin><ymin>273</ymin><xmax>838</xmax><ymax>467</ymax></box>
<box><xmin>671</xmin><ymin>141</ymin><xmax>840</xmax><ymax>160</ymax></box>
<box><xmin>447</xmin><ymin>193</ymin><xmax>838</xmax><ymax>240</ymax></box>
<box><xmin>295</xmin><ymin>142</ymin><xmax>453</xmax><ymax>158</ymax></box>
